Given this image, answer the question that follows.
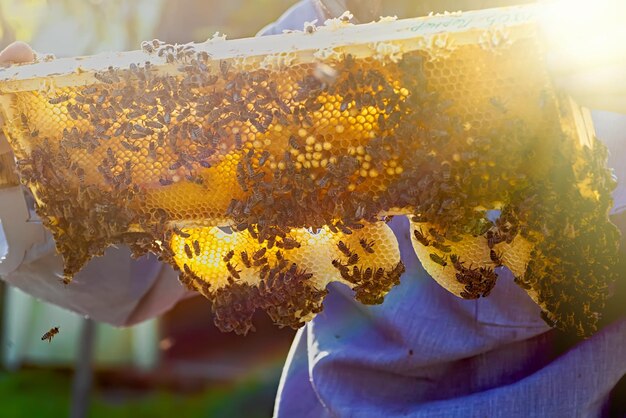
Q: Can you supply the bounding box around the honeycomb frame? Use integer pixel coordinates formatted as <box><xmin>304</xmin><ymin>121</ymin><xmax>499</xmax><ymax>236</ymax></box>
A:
<box><xmin>0</xmin><ymin>5</ymin><xmax>620</xmax><ymax>336</ymax></box>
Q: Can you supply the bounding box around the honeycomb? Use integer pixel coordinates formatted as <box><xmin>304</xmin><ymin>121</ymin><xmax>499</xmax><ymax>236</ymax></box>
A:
<box><xmin>0</xmin><ymin>6</ymin><xmax>620</xmax><ymax>336</ymax></box>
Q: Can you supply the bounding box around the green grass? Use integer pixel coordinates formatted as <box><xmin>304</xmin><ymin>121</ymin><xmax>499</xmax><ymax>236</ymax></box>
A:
<box><xmin>0</xmin><ymin>369</ymin><xmax>277</xmax><ymax>418</ymax></box>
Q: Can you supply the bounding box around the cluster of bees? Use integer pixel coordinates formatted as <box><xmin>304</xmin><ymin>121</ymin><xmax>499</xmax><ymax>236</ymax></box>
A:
<box><xmin>4</xmin><ymin>25</ymin><xmax>621</xmax><ymax>336</ymax></box>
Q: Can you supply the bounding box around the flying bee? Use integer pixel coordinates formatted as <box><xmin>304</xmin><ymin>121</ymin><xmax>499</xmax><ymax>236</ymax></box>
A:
<box><xmin>337</xmin><ymin>241</ymin><xmax>352</xmax><ymax>257</ymax></box>
<box><xmin>41</xmin><ymin>327</ymin><xmax>60</xmax><ymax>343</ymax></box>
<box><xmin>223</xmin><ymin>250</ymin><xmax>234</xmax><ymax>263</ymax></box>
<box><xmin>413</xmin><ymin>228</ymin><xmax>430</xmax><ymax>246</ymax></box>
<box><xmin>241</xmin><ymin>251</ymin><xmax>251</xmax><ymax>268</ymax></box>
<box><xmin>429</xmin><ymin>253</ymin><xmax>448</xmax><ymax>267</ymax></box>
<box><xmin>359</xmin><ymin>238</ymin><xmax>375</xmax><ymax>253</ymax></box>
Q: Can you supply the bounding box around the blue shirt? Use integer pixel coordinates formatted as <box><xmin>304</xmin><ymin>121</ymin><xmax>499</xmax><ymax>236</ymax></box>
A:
<box><xmin>262</xmin><ymin>3</ymin><xmax>626</xmax><ymax>417</ymax></box>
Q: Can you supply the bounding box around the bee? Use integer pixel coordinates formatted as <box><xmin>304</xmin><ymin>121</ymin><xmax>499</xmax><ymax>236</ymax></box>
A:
<box><xmin>362</xmin><ymin>267</ymin><xmax>373</xmax><ymax>281</ymax></box>
<box><xmin>359</xmin><ymin>238</ymin><xmax>375</xmax><ymax>253</ymax></box>
<box><xmin>486</xmin><ymin>230</ymin><xmax>504</xmax><ymax>249</ymax></box>
<box><xmin>223</xmin><ymin>250</ymin><xmax>234</xmax><ymax>263</ymax></box>
<box><xmin>288</xmin><ymin>135</ymin><xmax>301</xmax><ymax>150</ymax></box>
<box><xmin>340</xmin><ymin>94</ymin><xmax>353</xmax><ymax>112</ymax></box>
<box><xmin>121</xmin><ymin>141</ymin><xmax>140</xmax><ymax>152</ymax></box>
<box><xmin>186</xmin><ymin>173</ymin><xmax>204</xmax><ymax>185</ymax></box>
<box><xmin>389</xmin><ymin>261</ymin><xmax>405</xmax><ymax>278</ymax></box>
<box><xmin>429</xmin><ymin>253</ymin><xmax>448</xmax><ymax>267</ymax></box>
<box><xmin>220</xmin><ymin>60</ymin><xmax>231</xmax><ymax>78</ymax></box>
<box><xmin>337</xmin><ymin>241</ymin><xmax>352</xmax><ymax>257</ymax></box>
<box><xmin>172</xmin><ymin>226</ymin><xmax>190</xmax><ymax>238</ymax></box>
<box><xmin>259</xmin><ymin>264</ymin><xmax>271</xmax><ymax>280</ymax></box>
<box><xmin>236</xmin><ymin>162</ymin><xmax>248</xmax><ymax>191</ymax></box>
<box><xmin>192</xmin><ymin>240</ymin><xmax>201</xmax><ymax>256</ymax></box>
<box><xmin>373</xmin><ymin>268</ymin><xmax>385</xmax><ymax>282</ymax></box>
<box><xmin>346</xmin><ymin>253</ymin><xmax>359</xmax><ymax>265</ymax></box>
<box><xmin>226</xmin><ymin>262</ymin><xmax>241</xmax><ymax>279</ymax></box>
<box><xmin>281</xmin><ymin>237</ymin><xmax>301</xmax><ymax>250</ymax></box>
<box><xmin>304</xmin><ymin>20</ymin><xmax>317</xmax><ymax>34</ymax></box>
<box><xmin>337</xmin><ymin>223</ymin><xmax>353</xmax><ymax>235</ymax></box>
<box><xmin>489</xmin><ymin>249</ymin><xmax>503</xmax><ymax>266</ymax></box>
<box><xmin>141</xmin><ymin>121</ymin><xmax>162</xmax><ymax>132</ymax></box>
<box><xmin>41</xmin><ymin>327</ymin><xmax>60</xmax><ymax>343</ymax></box>
<box><xmin>184</xmin><ymin>243</ymin><xmax>193</xmax><ymax>258</ymax></box>
<box><xmin>449</xmin><ymin>254</ymin><xmax>464</xmax><ymax>271</ymax></box>
<box><xmin>258</xmin><ymin>150</ymin><xmax>270</xmax><ymax>167</ymax></box>
<box><xmin>241</xmin><ymin>251</ymin><xmax>251</xmax><ymax>268</ymax></box>
<box><xmin>253</xmin><ymin>257</ymin><xmax>268</xmax><ymax>267</ymax></box>
<box><xmin>540</xmin><ymin>311</ymin><xmax>556</xmax><ymax>327</ymax></box>
<box><xmin>331</xmin><ymin>259</ymin><xmax>345</xmax><ymax>270</ymax></box>
<box><xmin>253</xmin><ymin>247</ymin><xmax>266</xmax><ymax>260</ymax></box>
<box><xmin>431</xmin><ymin>241</ymin><xmax>452</xmax><ymax>253</ymax></box>
<box><xmin>148</xmin><ymin>141</ymin><xmax>157</xmax><ymax>159</ymax></box>
<box><xmin>48</xmin><ymin>94</ymin><xmax>70</xmax><ymax>105</ymax></box>
<box><xmin>159</xmin><ymin>177</ymin><xmax>173</xmax><ymax>186</ymax></box>
<box><xmin>428</xmin><ymin>228</ymin><xmax>445</xmax><ymax>243</ymax></box>
<box><xmin>413</xmin><ymin>228</ymin><xmax>430</xmax><ymax>246</ymax></box>
<box><xmin>94</xmin><ymin>72</ymin><xmax>114</xmax><ymax>84</ymax></box>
